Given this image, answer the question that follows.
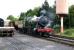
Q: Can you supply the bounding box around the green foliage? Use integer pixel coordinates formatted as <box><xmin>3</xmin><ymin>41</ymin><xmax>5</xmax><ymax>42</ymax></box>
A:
<box><xmin>63</xmin><ymin>16</ymin><xmax>70</xmax><ymax>28</ymax></box>
<box><xmin>25</xmin><ymin>9</ymin><xmax>33</xmax><ymax>17</ymax></box>
<box><xmin>69</xmin><ymin>5</ymin><xmax>74</xmax><ymax>27</ymax></box>
<box><xmin>19</xmin><ymin>7</ymin><xmax>41</xmax><ymax>21</ymax></box>
<box><xmin>7</xmin><ymin>15</ymin><xmax>17</xmax><ymax>21</ymax></box>
<box><xmin>26</xmin><ymin>8</ymin><xmax>40</xmax><ymax>17</ymax></box>
<box><xmin>53</xmin><ymin>24</ymin><xmax>60</xmax><ymax>33</ymax></box>
<box><xmin>19</xmin><ymin>12</ymin><xmax>26</xmax><ymax>20</ymax></box>
<box><xmin>61</xmin><ymin>29</ymin><xmax>74</xmax><ymax>37</ymax></box>
<box><xmin>42</xmin><ymin>0</ymin><xmax>50</xmax><ymax>11</ymax></box>
<box><xmin>32</xmin><ymin>7</ymin><xmax>40</xmax><ymax>17</ymax></box>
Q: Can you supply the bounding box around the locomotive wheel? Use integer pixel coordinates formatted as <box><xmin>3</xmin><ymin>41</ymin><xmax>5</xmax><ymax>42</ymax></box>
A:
<box><xmin>37</xmin><ymin>32</ymin><xmax>45</xmax><ymax>37</ymax></box>
<box><xmin>48</xmin><ymin>31</ymin><xmax>55</xmax><ymax>37</ymax></box>
<box><xmin>40</xmin><ymin>33</ymin><xmax>45</xmax><ymax>37</ymax></box>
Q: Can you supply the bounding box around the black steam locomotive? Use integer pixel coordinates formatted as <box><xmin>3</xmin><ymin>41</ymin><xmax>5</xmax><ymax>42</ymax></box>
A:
<box><xmin>17</xmin><ymin>14</ymin><xmax>55</xmax><ymax>37</ymax></box>
<box><xmin>16</xmin><ymin>8</ymin><xmax>56</xmax><ymax>37</ymax></box>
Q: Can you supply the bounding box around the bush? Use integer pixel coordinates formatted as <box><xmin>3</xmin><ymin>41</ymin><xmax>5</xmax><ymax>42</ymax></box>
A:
<box><xmin>53</xmin><ymin>24</ymin><xmax>60</xmax><ymax>33</ymax></box>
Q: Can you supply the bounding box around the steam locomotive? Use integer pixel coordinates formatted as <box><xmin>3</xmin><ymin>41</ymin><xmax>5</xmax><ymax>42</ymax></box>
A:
<box><xmin>15</xmin><ymin>8</ymin><xmax>55</xmax><ymax>37</ymax></box>
<box><xmin>15</xmin><ymin>15</ymin><xmax>55</xmax><ymax>37</ymax></box>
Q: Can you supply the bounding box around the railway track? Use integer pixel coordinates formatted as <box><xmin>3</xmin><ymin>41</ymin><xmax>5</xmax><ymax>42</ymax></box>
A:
<box><xmin>34</xmin><ymin>35</ymin><xmax>74</xmax><ymax>46</ymax></box>
<box><xmin>48</xmin><ymin>36</ymin><xmax>74</xmax><ymax>45</ymax></box>
<box><xmin>18</xmin><ymin>32</ymin><xmax>74</xmax><ymax>46</ymax></box>
<box><xmin>15</xmin><ymin>31</ymin><xmax>74</xmax><ymax>46</ymax></box>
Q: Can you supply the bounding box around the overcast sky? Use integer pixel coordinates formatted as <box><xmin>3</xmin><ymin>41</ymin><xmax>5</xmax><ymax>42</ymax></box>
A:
<box><xmin>0</xmin><ymin>0</ymin><xmax>74</xmax><ymax>20</ymax></box>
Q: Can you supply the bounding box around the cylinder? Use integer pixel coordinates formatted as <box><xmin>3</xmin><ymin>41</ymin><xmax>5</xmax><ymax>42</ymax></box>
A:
<box><xmin>56</xmin><ymin>0</ymin><xmax>68</xmax><ymax>15</ymax></box>
<box><xmin>61</xmin><ymin>17</ymin><xmax>64</xmax><ymax>33</ymax></box>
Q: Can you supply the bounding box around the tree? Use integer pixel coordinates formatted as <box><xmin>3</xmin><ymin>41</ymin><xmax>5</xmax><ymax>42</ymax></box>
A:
<box><xmin>42</xmin><ymin>0</ymin><xmax>50</xmax><ymax>11</ymax></box>
<box><xmin>7</xmin><ymin>15</ymin><xmax>15</xmax><ymax>21</ymax></box>
<box><xmin>25</xmin><ymin>8</ymin><xmax>41</xmax><ymax>17</ymax></box>
<box><xmin>19</xmin><ymin>8</ymin><xmax>40</xmax><ymax>20</ymax></box>
<box><xmin>19</xmin><ymin>12</ymin><xmax>26</xmax><ymax>20</ymax></box>
<box><xmin>69</xmin><ymin>5</ymin><xmax>74</xmax><ymax>27</ymax></box>
<box><xmin>25</xmin><ymin>9</ymin><xmax>33</xmax><ymax>17</ymax></box>
<box><xmin>32</xmin><ymin>7</ymin><xmax>41</xmax><ymax>17</ymax></box>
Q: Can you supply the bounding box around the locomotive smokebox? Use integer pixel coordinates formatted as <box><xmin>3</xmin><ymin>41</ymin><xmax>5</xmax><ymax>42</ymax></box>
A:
<box><xmin>56</xmin><ymin>0</ymin><xmax>68</xmax><ymax>15</ymax></box>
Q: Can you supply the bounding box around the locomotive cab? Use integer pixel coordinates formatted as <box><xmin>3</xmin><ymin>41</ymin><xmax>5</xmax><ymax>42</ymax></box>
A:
<box><xmin>0</xmin><ymin>18</ymin><xmax>4</xmax><ymax>27</ymax></box>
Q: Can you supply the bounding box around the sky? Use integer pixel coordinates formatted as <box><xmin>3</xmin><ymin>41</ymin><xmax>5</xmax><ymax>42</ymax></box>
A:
<box><xmin>0</xmin><ymin>0</ymin><xmax>74</xmax><ymax>20</ymax></box>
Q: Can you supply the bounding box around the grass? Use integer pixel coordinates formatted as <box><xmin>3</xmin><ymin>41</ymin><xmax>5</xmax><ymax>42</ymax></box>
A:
<box><xmin>60</xmin><ymin>29</ymin><xmax>74</xmax><ymax>38</ymax></box>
